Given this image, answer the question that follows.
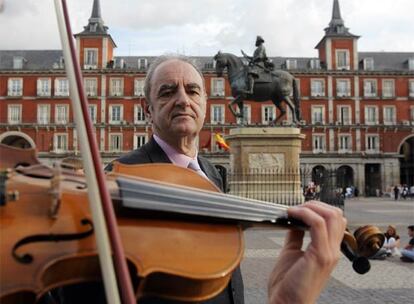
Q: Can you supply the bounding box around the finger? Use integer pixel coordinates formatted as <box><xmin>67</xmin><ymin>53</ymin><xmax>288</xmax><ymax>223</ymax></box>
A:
<box><xmin>283</xmin><ymin>229</ymin><xmax>305</xmax><ymax>251</ymax></box>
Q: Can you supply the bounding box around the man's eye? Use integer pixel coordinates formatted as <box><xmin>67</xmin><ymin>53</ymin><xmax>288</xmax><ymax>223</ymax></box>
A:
<box><xmin>159</xmin><ymin>90</ymin><xmax>173</xmax><ymax>97</ymax></box>
<box><xmin>189</xmin><ymin>90</ymin><xmax>200</xmax><ymax>95</ymax></box>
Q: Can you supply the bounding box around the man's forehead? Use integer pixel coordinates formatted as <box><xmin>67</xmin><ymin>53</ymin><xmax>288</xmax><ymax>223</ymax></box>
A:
<box><xmin>152</xmin><ymin>60</ymin><xmax>203</xmax><ymax>86</ymax></box>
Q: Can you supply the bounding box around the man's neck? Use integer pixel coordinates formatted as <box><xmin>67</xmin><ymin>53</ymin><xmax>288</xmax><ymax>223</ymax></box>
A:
<box><xmin>154</xmin><ymin>133</ymin><xmax>197</xmax><ymax>157</ymax></box>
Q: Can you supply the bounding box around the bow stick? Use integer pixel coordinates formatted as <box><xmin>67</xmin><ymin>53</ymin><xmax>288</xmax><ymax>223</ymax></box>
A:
<box><xmin>54</xmin><ymin>1</ymin><xmax>135</xmax><ymax>303</ymax></box>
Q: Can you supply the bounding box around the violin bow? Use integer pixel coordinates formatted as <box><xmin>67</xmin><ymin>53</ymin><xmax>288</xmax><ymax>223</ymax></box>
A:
<box><xmin>53</xmin><ymin>1</ymin><xmax>135</xmax><ymax>303</ymax></box>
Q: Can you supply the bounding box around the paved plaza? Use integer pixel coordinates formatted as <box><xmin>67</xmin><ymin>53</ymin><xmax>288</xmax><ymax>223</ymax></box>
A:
<box><xmin>240</xmin><ymin>197</ymin><xmax>414</xmax><ymax>303</ymax></box>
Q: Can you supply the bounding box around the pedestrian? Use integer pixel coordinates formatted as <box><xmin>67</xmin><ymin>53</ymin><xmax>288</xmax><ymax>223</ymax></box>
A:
<box><xmin>400</xmin><ymin>225</ymin><xmax>414</xmax><ymax>262</ymax></box>
<box><xmin>393</xmin><ymin>185</ymin><xmax>399</xmax><ymax>201</ymax></box>
<box><xmin>371</xmin><ymin>225</ymin><xmax>401</xmax><ymax>259</ymax></box>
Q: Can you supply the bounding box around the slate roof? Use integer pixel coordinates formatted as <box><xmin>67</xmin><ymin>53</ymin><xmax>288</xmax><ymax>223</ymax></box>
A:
<box><xmin>0</xmin><ymin>50</ymin><xmax>413</xmax><ymax>72</ymax></box>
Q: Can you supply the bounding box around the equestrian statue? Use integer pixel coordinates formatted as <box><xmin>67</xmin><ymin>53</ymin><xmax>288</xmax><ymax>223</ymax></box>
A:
<box><xmin>214</xmin><ymin>36</ymin><xmax>301</xmax><ymax>125</ymax></box>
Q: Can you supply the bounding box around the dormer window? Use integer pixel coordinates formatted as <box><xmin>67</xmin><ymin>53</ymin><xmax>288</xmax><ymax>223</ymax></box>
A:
<box><xmin>286</xmin><ymin>59</ymin><xmax>297</xmax><ymax>70</ymax></box>
<box><xmin>408</xmin><ymin>58</ymin><xmax>414</xmax><ymax>70</ymax></box>
<box><xmin>13</xmin><ymin>57</ymin><xmax>24</xmax><ymax>69</ymax></box>
<box><xmin>59</xmin><ymin>57</ymin><xmax>65</xmax><ymax>69</ymax></box>
<box><xmin>204</xmin><ymin>61</ymin><xmax>216</xmax><ymax>69</ymax></box>
<box><xmin>115</xmin><ymin>58</ymin><xmax>125</xmax><ymax>69</ymax></box>
<box><xmin>84</xmin><ymin>48</ymin><xmax>98</xmax><ymax>69</ymax></box>
<box><xmin>336</xmin><ymin>50</ymin><xmax>350</xmax><ymax>70</ymax></box>
<box><xmin>363</xmin><ymin>58</ymin><xmax>374</xmax><ymax>71</ymax></box>
<box><xmin>309</xmin><ymin>59</ymin><xmax>320</xmax><ymax>69</ymax></box>
<box><xmin>138</xmin><ymin>58</ymin><xmax>147</xmax><ymax>70</ymax></box>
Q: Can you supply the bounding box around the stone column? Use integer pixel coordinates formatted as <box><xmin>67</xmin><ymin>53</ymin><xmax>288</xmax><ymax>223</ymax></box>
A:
<box><xmin>226</xmin><ymin>127</ymin><xmax>305</xmax><ymax>205</ymax></box>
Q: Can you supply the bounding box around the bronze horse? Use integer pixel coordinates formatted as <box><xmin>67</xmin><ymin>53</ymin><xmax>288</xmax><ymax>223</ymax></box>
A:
<box><xmin>213</xmin><ymin>52</ymin><xmax>301</xmax><ymax>125</ymax></box>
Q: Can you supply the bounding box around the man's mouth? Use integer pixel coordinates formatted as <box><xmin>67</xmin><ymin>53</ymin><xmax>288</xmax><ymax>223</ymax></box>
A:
<box><xmin>172</xmin><ymin>113</ymin><xmax>194</xmax><ymax>119</ymax></box>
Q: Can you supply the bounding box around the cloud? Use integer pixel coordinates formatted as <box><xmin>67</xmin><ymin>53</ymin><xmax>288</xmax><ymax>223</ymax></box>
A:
<box><xmin>0</xmin><ymin>0</ymin><xmax>413</xmax><ymax>56</ymax></box>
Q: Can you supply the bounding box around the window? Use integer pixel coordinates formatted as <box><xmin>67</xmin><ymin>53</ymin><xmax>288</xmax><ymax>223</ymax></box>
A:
<box><xmin>336</xmin><ymin>50</ymin><xmax>350</xmax><ymax>70</ymax></box>
<box><xmin>262</xmin><ymin>105</ymin><xmax>275</xmax><ymax>124</ymax></box>
<box><xmin>365</xmin><ymin>106</ymin><xmax>378</xmax><ymax>125</ymax></box>
<box><xmin>55</xmin><ymin>78</ymin><xmax>69</xmax><ymax>96</ymax></box>
<box><xmin>88</xmin><ymin>105</ymin><xmax>97</xmax><ymax>123</ymax></box>
<box><xmin>363</xmin><ymin>79</ymin><xmax>377</xmax><ymax>97</ymax></box>
<box><xmin>109</xmin><ymin>105</ymin><xmax>123</xmax><ymax>124</ymax></box>
<box><xmin>55</xmin><ymin>105</ymin><xmax>69</xmax><ymax>124</ymax></box>
<box><xmin>409</xmin><ymin>80</ymin><xmax>414</xmax><ymax>98</ymax></box>
<box><xmin>411</xmin><ymin>107</ymin><xmax>414</xmax><ymax>121</ymax></box>
<box><xmin>336</xmin><ymin>79</ymin><xmax>351</xmax><ymax>97</ymax></box>
<box><xmin>337</xmin><ymin>106</ymin><xmax>351</xmax><ymax>125</ymax></box>
<box><xmin>312</xmin><ymin>106</ymin><xmax>324</xmax><ymax>124</ymax></box>
<box><xmin>286</xmin><ymin>59</ymin><xmax>297</xmax><ymax>70</ymax></box>
<box><xmin>366</xmin><ymin>135</ymin><xmax>379</xmax><ymax>152</ymax></box>
<box><xmin>237</xmin><ymin>105</ymin><xmax>251</xmax><ymax>125</ymax></box>
<box><xmin>383</xmin><ymin>106</ymin><xmax>396</xmax><ymax>125</ymax></box>
<box><xmin>312</xmin><ymin>135</ymin><xmax>325</xmax><ymax>153</ymax></box>
<box><xmin>110</xmin><ymin>78</ymin><xmax>123</xmax><ymax>96</ymax></box>
<box><xmin>211</xmin><ymin>78</ymin><xmax>225</xmax><ymax>97</ymax></box>
<box><xmin>84</xmin><ymin>78</ymin><xmax>97</xmax><ymax>97</ymax></box>
<box><xmin>7</xmin><ymin>78</ymin><xmax>23</xmax><ymax>96</ymax></box>
<box><xmin>8</xmin><ymin>105</ymin><xmax>22</xmax><ymax>124</ymax></box>
<box><xmin>134</xmin><ymin>78</ymin><xmax>145</xmax><ymax>96</ymax></box>
<box><xmin>37</xmin><ymin>78</ymin><xmax>51</xmax><ymax>96</ymax></box>
<box><xmin>37</xmin><ymin>104</ymin><xmax>50</xmax><ymax>124</ymax></box>
<box><xmin>133</xmin><ymin>134</ymin><xmax>148</xmax><ymax>149</ymax></box>
<box><xmin>310</xmin><ymin>79</ymin><xmax>325</xmax><ymax>97</ymax></box>
<box><xmin>134</xmin><ymin>105</ymin><xmax>146</xmax><ymax>124</ymax></box>
<box><xmin>109</xmin><ymin>134</ymin><xmax>122</xmax><ymax>152</ymax></box>
<box><xmin>54</xmin><ymin>134</ymin><xmax>68</xmax><ymax>153</ymax></box>
<box><xmin>211</xmin><ymin>105</ymin><xmax>224</xmax><ymax>124</ymax></box>
<box><xmin>363</xmin><ymin>58</ymin><xmax>374</xmax><ymax>71</ymax></box>
<box><xmin>138</xmin><ymin>58</ymin><xmax>147</xmax><ymax>70</ymax></box>
<box><xmin>338</xmin><ymin>135</ymin><xmax>352</xmax><ymax>152</ymax></box>
<box><xmin>13</xmin><ymin>56</ymin><xmax>24</xmax><ymax>69</ymax></box>
<box><xmin>382</xmin><ymin>79</ymin><xmax>395</xmax><ymax>98</ymax></box>
<box><xmin>409</xmin><ymin>58</ymin><xmax>414</xmax><ymax>70</ymax></box>
<box><xmin>84</xmin><ymin>48</ymin><xmax>98</xmax><ymax>69</ymax></box>
<box><xmin>309</xmin><ymin>59</ymin><xmax>320</xmax><ymax>69</ymax></box>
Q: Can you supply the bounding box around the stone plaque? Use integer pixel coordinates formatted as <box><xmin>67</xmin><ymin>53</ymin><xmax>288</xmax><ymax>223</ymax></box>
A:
<box><xmin>248</xmin><ymin>153</ymin><xmax>285</xmax><ymax>169</ymax></box>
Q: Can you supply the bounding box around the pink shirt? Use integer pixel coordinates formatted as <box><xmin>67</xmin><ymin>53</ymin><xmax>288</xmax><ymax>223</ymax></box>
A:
<box><xmin>153</xmin><ymin>134</ymin><xmax>198</xmax><ymax>168</ymax></box>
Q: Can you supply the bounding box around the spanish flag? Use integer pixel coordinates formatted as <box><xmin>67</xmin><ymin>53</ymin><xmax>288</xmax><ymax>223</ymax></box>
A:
<box><xmin>215</xmin><ymin>133</ymin><xmax>230</xmax><ymax>151</ymax></box>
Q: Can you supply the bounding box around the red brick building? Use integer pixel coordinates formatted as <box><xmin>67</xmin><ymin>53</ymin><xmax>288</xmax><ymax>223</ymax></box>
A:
<box><xmin>1</xmin><ymin>0</ymin><xmax>413</xmax><ymax>195</ymax></box>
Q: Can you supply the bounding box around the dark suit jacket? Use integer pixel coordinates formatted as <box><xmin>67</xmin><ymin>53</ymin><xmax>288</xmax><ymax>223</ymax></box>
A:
<box><xmin>113</xmin><ymin>137</ymin><xmax>245</xmax><ymax>304</ymax></box>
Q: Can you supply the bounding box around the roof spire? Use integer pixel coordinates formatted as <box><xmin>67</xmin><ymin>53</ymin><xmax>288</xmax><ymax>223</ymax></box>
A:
<box><xmin>330</xmin><ymin>0</ymin><xmax>344</xmax><ymax>28</ymax></box>
<box><xmin>90</xmin><ymin>0</ymin><xmax>102</xmax><ymax>22</ymax></box>
<box><xmin>79</xmin><ymin>0</ymin><xmax>108</xmax><ymax>35</ymax></box>
<box><xmin>324</xmin><ymin>0</ymin><xmax>353</xmax><ymax>36</ymax></box>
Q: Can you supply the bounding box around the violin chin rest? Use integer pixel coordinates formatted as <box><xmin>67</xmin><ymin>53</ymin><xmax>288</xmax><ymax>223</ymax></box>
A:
<box><xmin>352</xmin><ymin>256</ymin><xmax>370</xmax><ymax>274</ymax></box>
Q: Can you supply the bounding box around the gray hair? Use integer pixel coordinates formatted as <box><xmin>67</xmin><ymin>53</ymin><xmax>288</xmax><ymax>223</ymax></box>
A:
<box><xmin>144</xmin><ymin>54</ymin><xmax>205</xmax><ymax>105</ymax></box>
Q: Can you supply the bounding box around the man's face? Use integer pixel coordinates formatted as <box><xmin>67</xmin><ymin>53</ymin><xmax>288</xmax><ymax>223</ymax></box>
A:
<box><xmin>147</xmin><ymin>59</ymin><xmax>206</xmax><ymax>141</ymax></box>
<box><xmin>408</xmin><ymin>228</ymin><xmax>414</xmax><ymax>238</ymax></box>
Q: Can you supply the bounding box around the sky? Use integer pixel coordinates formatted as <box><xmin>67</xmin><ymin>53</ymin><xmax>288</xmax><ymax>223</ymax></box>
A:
<box><xmin>0</xmin><ymin>0</ymin><xmax>413</xmax><ymax>58</ymax></box>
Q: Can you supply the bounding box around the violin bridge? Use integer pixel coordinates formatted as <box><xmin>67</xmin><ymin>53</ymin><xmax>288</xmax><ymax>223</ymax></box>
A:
<box><xmin>49</xmin><ymin>163</ymin><xmax>62</xmax><ymax>218</ymax></box>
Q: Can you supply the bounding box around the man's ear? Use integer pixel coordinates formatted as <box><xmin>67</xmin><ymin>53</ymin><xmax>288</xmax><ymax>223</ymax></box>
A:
<box><xmin>145</xmin><ymin>104</ymin><xmax>152</xmax><ymax>121</ymax></box>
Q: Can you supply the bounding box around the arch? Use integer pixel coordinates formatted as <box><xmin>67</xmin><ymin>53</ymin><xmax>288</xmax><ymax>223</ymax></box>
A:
<box><xmin>397</xmin><ymin>134</ymin><xmax>414</xmax><ymax>153</ymax></box>
<box><xmin>336</xmin><ymin>165</ymin><xmax>354</xmax><ymax>189</ymax></box>
<box><xmin>0</xmin><ymin>131</ymin><xmax>36</xmax><ymax>149</ymax></box>
<box><xmin>312</xmin><ymin>165</ymin><xmax>327</xmax><ymax>185</ymax></box>
<box><xmin>399</xmin><ymin>135</ymin><xmax>414</xmax><ymax>186</ymax></box>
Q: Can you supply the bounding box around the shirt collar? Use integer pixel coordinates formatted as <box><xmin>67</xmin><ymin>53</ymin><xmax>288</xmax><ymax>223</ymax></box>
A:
<box><xmin>153</xmin><ymin>134</ymin><xmax>198</xmax><ymax>168</ymax></box>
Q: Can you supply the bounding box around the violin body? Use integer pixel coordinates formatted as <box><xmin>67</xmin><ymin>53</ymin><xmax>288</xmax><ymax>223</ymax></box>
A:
<box><xmin>0</xmin><ymin>162</ymin><xmax>243</xmax><ymax>303</ymax></box>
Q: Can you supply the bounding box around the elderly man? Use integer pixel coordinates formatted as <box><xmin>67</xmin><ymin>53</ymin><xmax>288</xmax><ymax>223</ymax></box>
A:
<box><xmin>113</xmin><ymin>54</ymin><xmax>346</xmax><ymax>304</ymax></box>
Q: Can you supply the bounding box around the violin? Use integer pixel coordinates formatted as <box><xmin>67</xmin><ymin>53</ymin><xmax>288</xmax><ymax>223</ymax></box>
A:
<box><xmin>0</xmin><ymin>144</ymin><xmax>385</xmax><ymax>303</ymax></box>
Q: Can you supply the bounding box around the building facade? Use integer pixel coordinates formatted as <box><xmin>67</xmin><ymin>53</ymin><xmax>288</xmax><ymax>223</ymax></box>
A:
<box><xmin>1</xmin><ymin>0</ymin><xmax>413</xmax><ymax>195</ymax></box>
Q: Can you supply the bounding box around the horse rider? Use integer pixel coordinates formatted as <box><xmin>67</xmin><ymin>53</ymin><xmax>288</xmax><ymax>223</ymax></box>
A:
<box><xmin>243</xmin><ymin>36</ymin><xmax>272</xmax><ymax>95</ymax></box>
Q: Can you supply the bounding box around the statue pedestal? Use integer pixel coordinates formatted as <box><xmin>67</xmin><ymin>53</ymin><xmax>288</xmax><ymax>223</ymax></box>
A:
<box><xmin>226</xmin><ymin>127</ymin><xmax>305</xmax><ymax>205</ymax></box>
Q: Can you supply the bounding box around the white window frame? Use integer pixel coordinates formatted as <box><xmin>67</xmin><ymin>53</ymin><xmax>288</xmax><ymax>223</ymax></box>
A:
<box><xmin>286</xmin><ymin>59</ymin><xmax>297</xmax><ymax>70</ymax></box>
<box><xmin>13</xmin><ymin>56</ymin><xmax>24</xmax><ymax>69</ymax></box>
<box><xmin>133</xmin><ymin>133</ymin><xmax>148</xmax><ymax>150</ymax></box>
<box><xmin>364</xmin><ymin>106</ymin><xmax>378</xmax><ymax>125</ymax></box>
<box><xmin>88</xmin><ymin>104</ymin><xmax>97</xmax><ymax>123</ymax></box>
<box><xmin>54</xmin><ymin>133</ymin><xmax>68</xmax><ymax>153</ymax></box>
<box><xmin>311</xmin><ymin>105</ymin><xmax>325</xmax><ymax>124</ymax></box>
<box><xmin>337</xmin><ymin>105</ymin><xmax>352</xmax><ymax>125</ymax></box>
<box><xmin>37</xmin><ymin>104</ymin><xmax>50</xmax><ymax>124</ymax></box>
<box><xmin>134</xmin><ymin>104</ymin><xmax>146</xmax><ymax>124</ymax></box>
<box><xmin>363</xmin><ymin>79</ymin><xmax>378</xmax><ymax>98</ymax></box>
<box><xmin>109</xmin><ymin>104</ymin><xmax>123</xmax><ymax>124</ymax></box>
<box><xmin>37</xmin><ymin>78</ymin><xmax>51</xmax><ymax>97</ymax></box>
<box><xmin>410</xmin><ymin>106</ymin><xmax>414</xmax><ymax>122</ymax></box>
<box><xmin>84</xmin><ymin>48</ymin><xmax>98</xmax><ymax>69</ymax></box>
<box><xmin>382</xmin><ymin>79</ymin><xmax>395</xmax><ymax>98</ymax></box>
<box><xmin>7</xmin><ymin>78</ymin><xmax>23</xmax><ymax>96</ymax></box>
<box><xmin>408</xmin><ymin>79</ymin><xmax>414</xmax><ymax>98</ymax></box>
<box><xmin>262</xmin><ymin>105</ymin><xmax>276</xmax><ymax>124</ymax></box>
<box><xmin>211</xmin><ymin>104</ymin><xmax>225</xmax><ymax>124</ymax></box>
<box><xmin>54</xmin><ymin>78</ymin><xmax>69</xmax><ymax>97</ymax></box>
<box><xmin>134</xmin><ymin>78</ymin><xmax>145</xmax><ymax>97</ymax></box>
<box><xmin>383</xmin><ymin>106</ymin><xmax>396</xmax><ymax>125</ymax></box>
<box><xmin>211</xmin><ymin>77</ymin><xmax>225</xmax><ymax>97</ymax></box>
<box><xmin>310</xmin><ymin>79</ymin><xmax>325</xmax><ymax>97</ymax></box>
<box><xmin>309</xmin><ymin>59</ymin><xmax>320</xmax><ymax>69</ymax></box>
<box><xmin>84</xmin><ymin>77</ymin><xmax>98</xmax><ymax>97</ymax></box>
<box><xmin>363</xmin><ymin>58</ymin><xmax>374</xmax><ymax>71</ymax></box>
<box><xmin>55</xmin><ymin>104</ymin><xmax>69</xmax><ymax>124</ymax></box>
<box><xmin>312</xmin><ymin>134</ymin><xmax>326</xmax><ymax>153</ymax></box>
<box><xmin>338</xmin><ymin>134</ymin><xmax>352</xmax><ymax>153</ymax></box>
<box><xmin>236</xmin><ymin>105</ymin><xmax>251</xmax><ymax>125</ymax></box>
<box><xmin>366</xmin><ymin>135</ymin><xmax>380</xmax><ymax>153</ymax></box>
<box><xmin>8</xmin><ymin>104</ymin><xmax>22</xmax><ymax>124</ymax></box>
<box><xmin>109</xmin><ymin>133</ymin><xmax>123</xmax><ymax>152</ymax></box>
<box><xmin>110</xmin><ymin>78</ymin><xmax>124</xmax><ymax>97</ymax></box>
<box><xmin>336</xmin><ymin>49</ymin><xmax>350</xmax><ymax>70</ymax></box>
<box><xmin>409</xmin><ymin>58</ymin><xmax>414</xmax><ymax>71</ymax></box>
<box><xmin>336</xmin><ymin>79</ymin><xmax>351</xmax><ymax>97</ymax></box>
<box><xmin>138</xmin><ymin>58</ymin><xmax>148</xmax><ymax>70</ymax></box>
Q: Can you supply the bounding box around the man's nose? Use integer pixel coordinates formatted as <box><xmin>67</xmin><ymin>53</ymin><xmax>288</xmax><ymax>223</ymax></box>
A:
<box><xmin>174</xmin><ymin>86</ymin><xmax>191</xmax><ymax>107</ymax></box>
